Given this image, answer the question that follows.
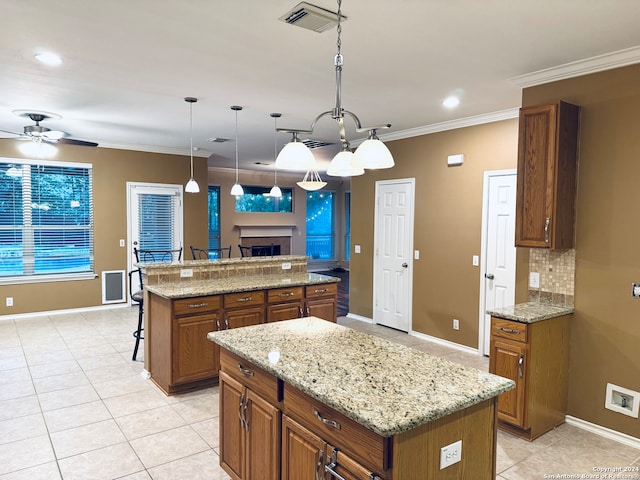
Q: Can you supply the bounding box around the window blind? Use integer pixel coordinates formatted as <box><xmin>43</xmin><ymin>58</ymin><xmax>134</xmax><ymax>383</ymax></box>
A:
<box><xmin>137</xmin><ymin>193</ymin><xmax>176</xmax><ymax>251</ymax></box>
<box><xmin>0</xmin><ymin>158</ymin><xmax>94</xmax><ymax>281</ymax></box>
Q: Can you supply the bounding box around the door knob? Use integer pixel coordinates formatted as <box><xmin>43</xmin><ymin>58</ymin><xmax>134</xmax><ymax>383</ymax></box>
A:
<box><xmin>402</xmin><ymin>262</ymin><xmax>408</xmax><ymax>268</ymax></box>
<box><xmin>485</xmin><ymin>273</ymin><xmax>494</xmax><ymax>280</ymax></box>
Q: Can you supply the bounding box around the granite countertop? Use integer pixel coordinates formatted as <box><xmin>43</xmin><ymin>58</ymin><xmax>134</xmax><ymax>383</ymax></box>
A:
<box><xmin>146</xmin><ymin>272</ymin><xmax>339</xmax><ymax>299</ymax></box>
<box><xmin>208</xmin><ymin>317</ymin><xmax>514</xmax><ymax>437</ymax></box>
<box><xmin>487</xmin><ymin>302</ymin><xmax>574</xmax><ymax>323</ymax></box>
<box><xmin>137</xmin><ymin>254</ymin><xmax>308</xmax><ymax>268</ymax></box>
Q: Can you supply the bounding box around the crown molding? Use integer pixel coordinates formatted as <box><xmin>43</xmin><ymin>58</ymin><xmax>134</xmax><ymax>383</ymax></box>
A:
<box><xmin>511</xmin><ymin>45</ymin><xmax>640</xmax><ymax>88</ymax></box>
<box><xmin>99</xmin><ymin>142</ymin><xmax>210</xmax><ymax>157</ymax></box>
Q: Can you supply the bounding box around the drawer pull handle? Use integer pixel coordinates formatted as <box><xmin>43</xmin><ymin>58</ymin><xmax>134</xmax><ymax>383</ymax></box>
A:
<box><xmin>238</xmin><ymin>392</ymin><xmax>247</xmax><ymax>430</ymax></box>
<box><xmin>314</xmin><ymin>289</ymin><xmax>327</xmax><ymax>294</ymax></box>
<box><xmin>498</xmin><ymin>326</ymin><xmax>521</xmax><ymax>335</ymax></box>
<box><xmin>279</xmin><ymin>292</ymin><xmax>294</xmax><ymax>297</ymax></box>
<box><xmin>518</xmin><ymin>355</ymin><xmax>524</xmax><ymax>378</ymax></box>
<box><xmin>215</xmin><ymin>318</ymin><xmax>220</xmax><ymax>330</ymax></box>
<box><xmin>188</xmin><ymin>302</ymin><xmax>208</xmax><ymax>308</ymax></box>
<box><xmin>224</xmin><ymin>317</ymin><xmax>229</xmax><ymax>329</ymax></box>
<box><xmin>238</xmin><ymin>364</ymin><xmax>254</xmax><ymax>377</ymax></box>
<box><xmin>544</xmin><ymin>216</ymin><xmax>550</xmax><ymax>243</ymax></box>
<box><xmin>313</xmin><ymin>408</ymin><xmax>340</xmax><ymax>430</ymax></box>
<box><xmin>237</xmin><ymin>296</ymin><xmax>252</xmax><ymax>303</ymax></box>
<box><xmin>298</xmin><ymin>306</ymin><xmax>304</xmax><ymax>318</ymax></box>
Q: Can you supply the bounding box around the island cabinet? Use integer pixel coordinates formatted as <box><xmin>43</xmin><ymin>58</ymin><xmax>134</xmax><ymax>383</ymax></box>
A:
<box><xmin>223</xmin><ymin>290</ymin><xmax>265</xmax><ymax>330</ymax></box>
<box><xmin>219</xmin><ymin>349</ymin><xmax>282</xmax><ymax>480</ymax></box>
<box><xmin>304</xmin><ymin>283</ymin><xmax>337</xmax><ymax>322</ymax></box>
<box><xmin>489</xmin><ymin>314</ymin><xmax>571</xmax><ymax>440</ymax></box>
<box><xmin>515</xmin><ymin>101</ymin><xmax>580</xmax><ymax>249</ymax></box>
<box><xmin>266</xmin><ymin>286</ymin><xmax>304</xmax><ymax>323</ymax></box>
<box><xmin>148</xmin><ymin>294</ymin><xmax>221</xmax><ymax>395</ymax></box>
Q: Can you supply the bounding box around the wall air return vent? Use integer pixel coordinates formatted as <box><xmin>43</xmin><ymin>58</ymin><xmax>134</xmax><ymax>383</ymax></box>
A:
<box><xmin>279</xmin><ymin>2</ymin><xmax>346</xmax><ymax>33</ymax></box>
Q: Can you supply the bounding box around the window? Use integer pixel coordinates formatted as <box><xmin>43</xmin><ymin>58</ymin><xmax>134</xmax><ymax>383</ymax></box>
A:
<box><xmin>306</xmin><ymin>191</ymin><xmax>334</xmax><ymax>259</ymax></box>
<box><xmin>208</xmin><ymin>186</ymin><xmax>221</xmax><ymax>254</ymax></box>
<box><xmin>0</xmin><ymin>158</ymin><xmax>93</xmax><ymax>283</ymax></box>
<box><xmin>235</xmin><ymin>186</ymin><xmax>293</xmax><ymax>213</ymax></box>
<box><xmin>344</xmin><ymin>191</ymin><xmax>351</xmax><ymax>261</ymax></box>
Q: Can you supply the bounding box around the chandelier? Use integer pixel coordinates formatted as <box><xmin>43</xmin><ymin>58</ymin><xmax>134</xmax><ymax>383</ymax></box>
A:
<box><xmin>275</xmin><ymin>0</ymin><xmax>394</xmax><ymax>177</ymax></box>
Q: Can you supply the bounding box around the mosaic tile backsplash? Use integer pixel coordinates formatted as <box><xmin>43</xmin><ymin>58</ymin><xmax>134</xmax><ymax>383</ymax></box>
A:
<box><xmin>528</xmin><ymin>248</ymin><xmax>575</xmax><ymax>307</ymax></box>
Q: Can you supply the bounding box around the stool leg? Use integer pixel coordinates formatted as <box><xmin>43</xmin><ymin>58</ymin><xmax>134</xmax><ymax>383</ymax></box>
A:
<box><xmin>132</xmin><ymin>302</ymin><xmax>144</xmax><ymax>361</ymax></box>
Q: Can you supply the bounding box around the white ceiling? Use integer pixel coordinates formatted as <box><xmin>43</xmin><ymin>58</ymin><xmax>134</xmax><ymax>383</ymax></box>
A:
<box><xmin>2</xmin><ymin>0</ymin><xmax>640</xmax><ymax>172</ymax></box>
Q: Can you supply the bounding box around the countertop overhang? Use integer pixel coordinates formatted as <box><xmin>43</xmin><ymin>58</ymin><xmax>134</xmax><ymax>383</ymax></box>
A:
<box><xmin>208</xmin><ymin>317</ymin><xmax>514</xmax><ymax>437</ymax></box>
<box><xmin>146</xmin><ymin>272</ymin><xmax>339</xmax><ymax>299</ymax></box>
<box><xmin>487</xmin><ymin>302</ymin><xmax>574</xmax><ymax>323</ymax></box>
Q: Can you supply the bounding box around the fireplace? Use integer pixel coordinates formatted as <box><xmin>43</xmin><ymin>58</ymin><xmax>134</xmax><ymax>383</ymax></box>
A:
<box><xmin>237</xmin><ymin>225</ymin><xmax>295</xmax><ymax>256</ymax></box>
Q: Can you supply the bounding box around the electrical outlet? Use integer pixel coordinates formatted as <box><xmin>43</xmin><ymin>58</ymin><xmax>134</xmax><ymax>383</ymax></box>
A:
<box><xmin>452</xmin><ymin>319</ymin><xmax>460</xmax><ymax>330</ymax></box>
<box><xmin>632</xmin><ymin>283</ymin><xmax>640</xmax><ymax>298</ymax></box>
<box><xmin>180</xmin><ymin>268</ymin><xmax>193</xmax><ymax>278</ymax></box>
<box><xmin>281</xmin><ymin>262</ymin><xmax>292</xmax><ymax>270</ymax></box>
<box><xmin>529</xmin><ymin>272</ymin><xmax>540</xmax><ymax>288</ymax></box>
<box><xmin>440</xmin><ymin>440</ymin><xmax>462</xmax><ymax>469</ymax></box>
<box><xmin>6</xmin><ymin>297</ymin><xmax>13</xmax><ymax>307</ymax></box>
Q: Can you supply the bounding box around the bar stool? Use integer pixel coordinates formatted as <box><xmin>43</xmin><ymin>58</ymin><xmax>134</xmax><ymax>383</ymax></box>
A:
<box><xmin>129</xmin><ymin>268</ymin><xmax>144</xmax><ymax>361</ymax></box>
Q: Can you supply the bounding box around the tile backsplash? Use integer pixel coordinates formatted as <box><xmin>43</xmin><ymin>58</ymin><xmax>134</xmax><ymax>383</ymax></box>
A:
<box><xmin>528</xmin><ymin>248</ymin><xmax>575</xmax><ymax>307</ymax></box>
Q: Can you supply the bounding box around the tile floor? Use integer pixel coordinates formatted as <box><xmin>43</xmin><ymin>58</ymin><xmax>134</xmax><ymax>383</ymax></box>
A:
<box><xmin>0</xmin><ymin>308</ymin><xmax>637</xmax><ymax>479</ymax></box>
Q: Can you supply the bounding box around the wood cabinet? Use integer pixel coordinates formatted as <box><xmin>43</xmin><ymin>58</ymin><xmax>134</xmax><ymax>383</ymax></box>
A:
<box><xmin>489</xmin><ymin>314</ymin><xmax>571</xmax><ymax>440</ymax></box>
<box><xmin>304</xmin><ymin>283</ymin><xmax>338</xmax><ymax>322</ymax></box>
<box><xmin>515</xmin><ymin>101</ymin><xmax>580</xmax><ymax>249</ymax></box>
<box><xmin>219</xmin><ymin>350</ymin><xmax>282</xmax><ymax>480</ymax></box>
<box><xmin>266</xmin><ymin>286</ymin><xmax>303</xmax><ymax>323</ymax></box>
<box><xmin>148</xmin><ymin>294</ymin><xmax>220</xmax><ymax>394</ymax></box>
<box><xmin>223</xmin><ymin>290</ymin><xmax>265</xmax><ymax>330</ymax></box>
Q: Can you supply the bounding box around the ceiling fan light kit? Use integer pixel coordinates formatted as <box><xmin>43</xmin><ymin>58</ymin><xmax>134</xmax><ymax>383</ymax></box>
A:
<box><xmin>277</xmin><ymin>0</ymin><xmax>394</xmax><ymax>183</ymax></box>
<box><xmin>184</xmin><ymin>97</ymin><xmax>200</xmax><ymax>194</ymax></box>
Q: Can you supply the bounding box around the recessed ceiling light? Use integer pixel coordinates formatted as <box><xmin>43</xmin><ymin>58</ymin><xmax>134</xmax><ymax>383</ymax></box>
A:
<box><xmin>35</xmin><ymin>52</ymin><xmax>63</xmax><ymax>66</ymax></box>
<box><xmin>442</xmin><ymin>96</ymin><xmax>460</xmax><ymax>109</ymax></box>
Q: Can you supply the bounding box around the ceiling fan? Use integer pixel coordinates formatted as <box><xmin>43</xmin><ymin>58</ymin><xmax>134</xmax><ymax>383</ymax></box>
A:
<box><xmin>0</xmin><ymin>110</ymin><xmax>98</xmax><ymax>147</ymax></box>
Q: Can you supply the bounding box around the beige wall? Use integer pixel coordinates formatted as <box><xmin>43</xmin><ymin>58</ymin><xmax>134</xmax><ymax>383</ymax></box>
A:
<box><xmin>0</xmin><ymin>141</ymin><xmax>209</xmax><ymax>315</ymax></box>
<box><xmin>350</xmin><ymin>119</ymin><xmax>527</xmax><ymax>347</ymax></box>
<box><xmin>522</xmin><ymin>64</ymin><xmax>640</xmax><ymax>438</ymax></box>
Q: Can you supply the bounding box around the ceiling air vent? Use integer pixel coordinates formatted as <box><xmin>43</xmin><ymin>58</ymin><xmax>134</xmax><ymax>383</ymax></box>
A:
<box><xmin>302</xmin><ymin>138</ymin><xmax>333</xmax><ymax>149</ymax></box>
<box><xmin>207</xmin><ymin>137</ymin><xmax>230</xmax><ymax>143</ymax></box>
<box><xmin>279</xmin><ymin>2</ymin><xmax>346</xmax><ymax>33</ymax></box>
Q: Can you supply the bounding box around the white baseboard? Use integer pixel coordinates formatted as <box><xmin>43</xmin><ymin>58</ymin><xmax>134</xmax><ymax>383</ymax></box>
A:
<box><xmin>565</xmin><ymin>415</ymin><xmax>640</xmax><ymax>450</ymax></box>
<box><xmin>0</xmin><ymin>302</ymin><xmax>131</xmax><ymax>322</ymax></box>
<box><xmin>409</xmin><ymin>330</ymin><xmax>480</xmax><ymax>355</ymax></box>
<box><xmin>345</xmin><ymin>313</ymin><xmax>373</xmax><ymax>323</ymax></box>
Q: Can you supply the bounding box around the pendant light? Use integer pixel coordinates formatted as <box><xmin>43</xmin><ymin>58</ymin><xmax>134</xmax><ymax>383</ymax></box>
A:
<box><xmin>296</xmin><ymin>169</ymin><xmax>327</xmax><ymax>191</ymax></box>
<box><xmin>184</xmin><ymin>97</ymin><xmax>200</xmax><ymax>193</ymax></box>
<box><xmin>276</xmin><ymin>0</ymin><xmax>394</xmax><ymax>174</ymax></box>
<box><xmin>327</xmin><ymin>142</ymin><xmax>364</xmax><ymax>177</ymax></box>
<box><xmin>269</xmin><ymin>113</ymin><xmax>283</xmax><ymax>198</ymax></box>
<box><xmin>230</xmin><ymin>105</ymin><xmax>244</xmax><ymax>196</ymax></box>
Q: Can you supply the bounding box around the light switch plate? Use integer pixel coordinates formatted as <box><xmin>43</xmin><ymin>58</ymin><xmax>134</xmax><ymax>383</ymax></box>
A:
<box><xmin>354</xmin><ymin>245</ymin><xmax>361</xmax><ymax>254</ymax></box>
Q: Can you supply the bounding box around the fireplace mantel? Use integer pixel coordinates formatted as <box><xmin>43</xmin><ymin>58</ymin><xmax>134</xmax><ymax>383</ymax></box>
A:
<box><xmin>236</xmin><ymin>225</ymin><xmax>296</xmax><ymax>238</ymax></box>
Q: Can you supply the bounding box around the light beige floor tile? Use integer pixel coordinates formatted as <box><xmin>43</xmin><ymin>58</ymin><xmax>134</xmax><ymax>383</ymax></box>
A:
<box><xmin>0</xmin><ymin>356</ymin><xmax>27</xmax><ymax>371</ymax></box>
<box><xmin>0</xmin><ymin>461</ymin><xmax>61</xmax><ymax>480</ymax></box>
<box><xmin>171</xmin><ymin>393</ymin><xmax>219</xmax><ymax>424</ymax></box>
<box><xmin>0</xmin><ymin>395</ymin><xmax>41</xmax><ymax>422</ymax></box>
<box><xmin>69</xmin><ymin>343</ymin><xmax>117</xmax><ymax>359</ymax></box>
<box><xmin>443</xmin><ymin>350</ymin><xmax>490</xmax><ymax>371</ymax></box>
<box><xmin>191</xmin><ymin>417</ymin><xmax>220</xmax><ymax>449</ymax></box>
<box><xmin>147</xmin><ymin>450</ymin><xmax>230</xmax><ymax>480</ymax></box>
<box><xmin>33</xmin><ymin>371</ymin><xmax>90</xmax><ymax>394</ymax></box>
<box><xmin>0</xmin><ymin>413</ymin><xmax>47</xmax><ymax>445</ymax></box>
<box><xmin>0</xmin><ymin>347</ymin><xmax>23</xmax><ymax>360</ymax></box>
<box><xmin>29</xmin><ymin>359</ymin><xmax>82</xmax><ymax>379</ymax></box>
<box><xmin>92</xmin><ymin>374</ymin><xmax>155</xmax><ymax>399</ymax></box>
<box><xmin>0</xmin><ymin>380</ymin><xmax>35</xmax><ymax>402</ymax></box>
<box><xmin>0</xmin><ymin>435</ymin><xmax>55</xmax><ymax>475</ymax></box>
<box><xmin>58</xmin><ymin>442</ymin><xmax>144</xmax><ymax>480</ymax></box>
<box><xmin>63</xmin><ymin>335</ymin><xmax>110</xmax><ymax>350</ymax></box>
<box><xmin>24</xmin><ymin>349</ymin><xmax>75</xmax><ymax>367</ymax></box>
<box><xmin>115</xmin><ymin>405</ymin><xmax>186</xmax><ymax>440</ymax></box>
<box><xmin>76</xmin><ymin>352</ymin><xmax>130</xmax><ymax>371</ymax></box>
<box><xmin>130</xmin><ymin>425</ymin><xmax>209</xmax><ymax>468</ymax></box>
<box><xmin>37</xmin><ymin>384</ymin><xmax>99</xmax><ymax>412</ymax></box>
<box><xmin>43</xmin><ymin>400</ymin><xmax>112</xmax><ymax>433</ymax></box>
<box><xmin>103</xmin><ymin>388</ymin><xmax>170</xmax><ymax>418</ymax></box>
<box><xmin>84</xmin><ymin>363</ymin><xmax>139</xmax><ymax>384</ymax></box>
<box><xmin>118</xmin><ymin>471</ymin><xmax>152</xmax><ymax>480</ymax></box>
<box><xmin>50</xmin><ymin>418</ymin><xmax>126</xmax><ymax>459</ymax></box>
<box><xmin>0</xmin><ymin>367</ymin><xmax>31</xmax><ymax>385</ymax></box>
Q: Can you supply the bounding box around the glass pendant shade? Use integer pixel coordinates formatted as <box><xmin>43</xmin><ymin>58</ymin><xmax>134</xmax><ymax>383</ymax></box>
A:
<box><xmin>354</xmin><ymin>138</ymin><xmax>394</xmax><ymax>169</ymax></box>
<box><xmin>327</xmin><ymin>149</ymin><xmax>364</xmax><ymax>177</ymax></box>
<box><xmin>185</xmin><ymin>177</ymin><xmax>200</xmax><ymax>193</ymax></box>
<box><xmin>269</xmin><ymin>185</ymin><xmax>282</xmax><ymax>198</ymax></box>
<box><xmin>296</xmin><ymin>169</ymin><xmax>327</xmax><ymax>191</ymax></box>
<box><xmin>18</xmin><ymin>139</ymin><xmax>57</xmax><ymax>158</ymax></box>
<box><xmin>230</xmin><ymin>183</ymin><xmax>244</xmax><ymax>196</ymax></box>
<box><xmin>275</xmin><ymin>136</ymin><xmax>316</xmax><ymax>171</ymax></box>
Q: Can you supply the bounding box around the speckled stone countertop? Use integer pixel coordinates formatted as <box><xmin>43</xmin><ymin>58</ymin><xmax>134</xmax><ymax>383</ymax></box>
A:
<box><xmin>208</xmin><ymin>317</ymin><xmax>514</xmax><ymax>437</ymax></box>
<box><xmin>146</xmin><ymin>273</ymin><xmax>339</xmax><ymax>299</ymax></box>
<box><xmin>487</xmin><ymin>302</ymin><xmax>574</xmax><ymax>323</ymax></box>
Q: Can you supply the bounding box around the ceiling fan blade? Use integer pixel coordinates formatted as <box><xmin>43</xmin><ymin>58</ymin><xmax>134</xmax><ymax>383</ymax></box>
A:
<box><xmin>58</xmin><ymin>137</ymin><xmax>98</xmax><ymax>147</ymax></box>
<box><xmin>43</xmin><ymin>130</ymin><xmax>69</xmax><ymax>140</ymax></box>
<box><xmin>0</xmin><ymin>128</ymin><xmax>23</xmax><ymax>137</ymax></box>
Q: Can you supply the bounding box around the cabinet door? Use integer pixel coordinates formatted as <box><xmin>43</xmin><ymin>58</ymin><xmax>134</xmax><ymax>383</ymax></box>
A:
<box><xmin>220</xmin><ymin>371</ymin><xmax>245</xmax><ymax>480</ymax></box>
<box><xmin>225</xmin><ymin>306</ymin><xmax>264</xmax><ymax>330</ymax></box>
<box><xmin>267</xmin><ymin>302</ymin><xmax>302</xmax><ymax>323</ymax></box>
<box><xmin>245</xmin><ymin>389</ymin><xmax>281</xmax><ymax>480</ymax></box>
<box><xmin>305</xmin><ymin>297</ymin><xmax>336</xmax><ymax>322</ymax></box>
<box><xmin>173</xmin><ymin>313</ymin><xmax>218</xmax><ymax>384</ymax></box>
<box><xmin>282</xmin><ymin>415</ymin><xmax>326</xmax><ymax>480</ymax></box>
<box><xmin>490</xmin><ymin>338</ymin><xmax>528</xmax><ymax>428</ymax></box>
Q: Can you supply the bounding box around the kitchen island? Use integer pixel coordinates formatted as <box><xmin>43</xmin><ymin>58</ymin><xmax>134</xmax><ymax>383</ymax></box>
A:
<box><xmin>208</xmin><ymin>317</ymin><xmax>514</xmax><ymax>479</ymax></box>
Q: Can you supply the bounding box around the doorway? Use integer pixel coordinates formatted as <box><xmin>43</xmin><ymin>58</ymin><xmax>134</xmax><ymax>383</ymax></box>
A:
<box><xmin>373</xmin><ymin>178</ymin><xmax>415</xmax><ymax>332</ymax></box>
<box><xmin>479</xmin><ymin>170</ymin><xmax>517</xmax><ymax>355</ymax></box>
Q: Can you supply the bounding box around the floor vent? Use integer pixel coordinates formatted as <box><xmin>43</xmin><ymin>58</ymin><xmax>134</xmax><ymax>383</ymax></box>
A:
<box><xmin>279</xmin><ymin>2</ymin><xmax>346</xmax><ymax>33</ymax></box>
<box><xmin>102</xmin><ymin>270</ymin><xmax>126</xmax><ymax>304</ymax></box>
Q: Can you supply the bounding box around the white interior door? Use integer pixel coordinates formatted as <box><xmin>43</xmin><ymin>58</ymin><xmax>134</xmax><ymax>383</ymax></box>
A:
<box><xmin>373</xmin><ymin>179</ymin><xmax>415</xmax><ymax>332</ymax></box>
<box><xmin>126</xmin><ymin>182</ymin><xmax>184</xmax><ymax>291</ymax></box>
<box><xmin>480</xmin><ymin>171</ymin><xmax>517</xmax><ymax>355</ymax></box>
